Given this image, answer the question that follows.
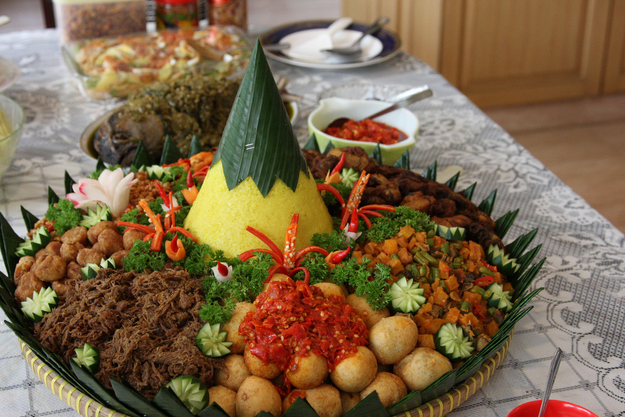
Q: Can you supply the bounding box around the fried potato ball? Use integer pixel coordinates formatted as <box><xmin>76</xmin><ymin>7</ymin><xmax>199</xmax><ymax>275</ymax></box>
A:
<box><xmin>208</xmin><ymin>385</ymin><xmax>236</xmax><ymax>417</ymax></box>
<box><xmin>236</xmin><ymin>376</ymin><xmax>282</xmax><ymax>417</ymax></box>
<box><xmin>330</xmin><ymin>346</ymin><xmax>377</xmax><ymax>393</ymax></box>
<box><xmin>285</xmin><ymin>352</ymin><xmax>329</xmax><ymax>389</ymax></box>
<box><xmin>244</xmin><ymin>344</ymin><xmax>281</xmax><ymax>380</ymax></box>
<box><xmin>368</xmin><ymin>315</ymin><xmax>419</xmax><ymax>364</ymax></box>
<box><xmin>360</xmin><ymin>371</ymin><xmax>408</xmax><ymax>408</ymax></box>
<box><xmin>283</xmin><ymin>385</ymin><xmax>342</xmax><ymax>417</ymax></box>
<box><xmin>312</xmin><ymin>282</ymin><xmax>346</xmax><ymax>299</ymax></box>
<box><xmin>345</xmin><ymin>293</ymin><xmax>390</xmax><ymax>329</ymax></box>
<box><xmin>393</xmin><ymin>347</ymin><xmax>453</xmax><ymax>392</ymax></box>
<box><xmin>223</xmin><ymin>302</ymin><xmax>256</xmax><ymax>354</ymax></box>
<box><xmin>262</xmin><ymin>273</ymin><xmax>291</xmax><ymax>292</ymax></box>
<box><xmin>340</xmin><ymin>391</ymin><xmax>360</xmax><ymax>415</ymax></box>
<box><xmin>215</xmin><ymin>353</ymin><xmax>252</xmax><ymax>391</ymax></box>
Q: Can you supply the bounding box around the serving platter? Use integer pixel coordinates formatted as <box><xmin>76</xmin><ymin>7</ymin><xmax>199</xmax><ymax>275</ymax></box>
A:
<box><xmin>259</xmin><ymin>20</ymin><xmax>402</xmax><ymax>69</ymax></box>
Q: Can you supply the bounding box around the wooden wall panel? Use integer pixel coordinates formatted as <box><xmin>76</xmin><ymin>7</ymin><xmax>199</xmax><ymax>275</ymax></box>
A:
<box><xmin>454</xmin><ymin>0</ymin><xmax>611</xmax><ymax>107</ymax></box>
<box><xmin>603</xmin><ymin>0</ymin><xmax>625</xmax><ymax>93</ymax></box>
<box><xmin>341</xmin><ymin>0</ymin><xmax>617</xmax><ymax>107</ymax></box>
<box><xmin>342</xmin><ymin>0</ymin><xmax>444</xmax><ymax>70</ymax></box>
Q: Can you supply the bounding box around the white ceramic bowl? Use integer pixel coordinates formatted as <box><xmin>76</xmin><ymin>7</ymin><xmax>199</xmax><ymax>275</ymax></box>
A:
<box><xmin>0</xmin><ymin>94</ymin><xmax>24</xmax><ymax>180</ymax></box>
<box><xmin>308</xmin><ymin>97</ymin><xmax>418</xmax><ymax>166</ymax></box>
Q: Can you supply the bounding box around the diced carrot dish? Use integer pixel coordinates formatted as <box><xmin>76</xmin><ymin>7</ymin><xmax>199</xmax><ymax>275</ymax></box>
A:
<box><xmin>432</xmin><ymin>286</ymin><xmax>449</xmax><ymax>306</ymax></box>
<box><xmin>418</xmin><ymin>334</ymin><xmax>436</xmax><ymax>349</ymax></box>
<box><xmin>382</xmin><ymin>239</ymin><xmax>399</xmax><ymax>255</ymax></box>
<box><xmin>443</xmin><ymin>307</ymin><xmax>461</xmax><ymax>324</ymax></box>
<box><xmin>350</xmin><ymin>221</ymin><xmax>517</xmax><ymax>360</ymax></box>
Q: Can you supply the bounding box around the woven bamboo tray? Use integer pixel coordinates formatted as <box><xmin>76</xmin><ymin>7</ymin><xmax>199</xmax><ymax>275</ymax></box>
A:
<box><xmin>20</xmin><ymin>336</ymin><xmax>510</xmax><ymax>417</ymax></box>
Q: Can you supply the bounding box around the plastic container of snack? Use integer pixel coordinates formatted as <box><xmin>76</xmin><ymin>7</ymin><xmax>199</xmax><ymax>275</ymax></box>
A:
<box><xmin>52</xmin><ymin>0</ymin><xmax>148</xmax><ymax>44</ymax></box>
<box><xmin>61</xmin><ymin>26</ymin><xmax>252</xmax><ymax>100</ymax></box>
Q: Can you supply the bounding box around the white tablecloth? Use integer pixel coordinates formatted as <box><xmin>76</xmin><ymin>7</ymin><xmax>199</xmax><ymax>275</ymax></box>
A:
<box><xmin>0</xmin><ymin>29</ymin><xmax>624</xmax><ymax>416</ymax></box>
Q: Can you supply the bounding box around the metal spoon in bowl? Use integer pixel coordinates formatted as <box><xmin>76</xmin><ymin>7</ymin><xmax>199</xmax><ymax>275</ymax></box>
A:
<box><xmin>538</xmin><ymin>348</ymin><xmax>563</xmax><ymax>417</ymax></box>
<box><xmin>326</xmin><ymin>84</ymin><xmax>433</xmax><ymax>129</ymax></box>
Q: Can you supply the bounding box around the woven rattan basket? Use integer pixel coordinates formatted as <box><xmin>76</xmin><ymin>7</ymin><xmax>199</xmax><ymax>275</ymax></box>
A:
<box><xmin>20</xmin><ymin>337</ymin><xmax>510</xmax><ymax>417</ymax></box>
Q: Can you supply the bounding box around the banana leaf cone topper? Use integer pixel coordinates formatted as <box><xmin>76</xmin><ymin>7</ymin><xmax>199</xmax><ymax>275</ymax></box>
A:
<box><xmin>184</xmin><ymin>41</ymin><xmax>334</xmax><ymax>258</ymax></box>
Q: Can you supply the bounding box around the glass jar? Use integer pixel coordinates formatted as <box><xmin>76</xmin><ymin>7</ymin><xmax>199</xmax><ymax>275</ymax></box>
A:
<box><xmin>208</xmin><ymin>0</ymin><xmax>247</xmax><ymax>31</ymax></box>
<box><xmin>155</xmin><ymin>0</ymin><xmax>199</xmax><ymax>29</ymax></box>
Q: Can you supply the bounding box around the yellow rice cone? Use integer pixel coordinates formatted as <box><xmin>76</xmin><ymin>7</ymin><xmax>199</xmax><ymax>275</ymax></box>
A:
<box><xmin>184</xmin><ymin>161</ymin><xmax>334</xmax><ymax>258</ymax></box>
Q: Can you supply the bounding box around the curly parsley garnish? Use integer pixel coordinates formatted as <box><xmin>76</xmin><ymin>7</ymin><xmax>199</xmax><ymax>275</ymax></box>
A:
<box><xmin>366</xmin><ymin>205</ymin><xmax>435</xmax><ymax>243</ymax></box>
<box><xmin>45</xmin><ymin>199</ymin><xmax>83</xmax><ymax>234</ymax></box>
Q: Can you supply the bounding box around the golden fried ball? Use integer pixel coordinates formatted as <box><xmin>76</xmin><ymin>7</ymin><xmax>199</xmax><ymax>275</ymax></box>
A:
<box><xmin>244</xmin><ymin>344</ymin><xmax>281</xmax><ymax>380</ymax></box>
<box><xmin>236</xmin><ymin>376</ymin><xmax>282</xmax><ymax>417</ymax></box>
<box><xmin>368</xmin><ymin>315</ymin><xmax>419</xmax><ymax>365</ymax></box>
<box><xmin>285</xmin><ymin>352</ymin><xmax>329</xmax><ymax>389</ymax></box>
<box><xmin>208</xmin><ymin>385</ymin><xmax>236</xmax><ymax>417</ymax></box>
<box><xmin>360</xmin><ymin>371</ymin><xmax>408</xmax><ymax>408</ymax></box>
<box><xmin>330</xmin><ymin>346</ymin><xmax>377</xmax><ymax>393</ymax></box>
<box><xmin>215</xmin><ymin>354</ymin><xmax>252</xmax><ymax>391</ymax></box>
<box><xmin>262</xmin><ymin>273</ymin><xmax>291</xmax><ymax>292</ymax></box>
<box><xmin>340</xmin><ymin>391</ymin><xmax>360</xmax><ymax>415</ymax></box>
<box><xmin>345</xmin><ymin>293</ymin><xmax>390</xmax><ymax>329</ymax></box>
<box><xmin>223</xmin><ymin>302</ymin><xmax>256</xmax><ymax>354</ymax></box>
<box><xmin>393</xmin><ymin>347</ymin><xmax>453</xmax><ymax>392</ymax></box>
<box><xmin>283</xmin><ymin>385</ymin><xmax>341</xmax><ymax>417</ymax></box>
<box><xmin>313</xmin><ymin>282</ymin><xmax>346</xmax><ymax>299</ymax></box>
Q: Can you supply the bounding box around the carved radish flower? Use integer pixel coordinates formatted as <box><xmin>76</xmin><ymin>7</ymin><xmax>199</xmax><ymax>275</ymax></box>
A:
<box><xmin>67</xmin><ymin>168</ymin><xmax>137</xmax><ymax>218</ymax></box>
<box><xmin>212</xmin><ymin>262</ymin><xmax>233</xmax><ymax>282</ymax></box>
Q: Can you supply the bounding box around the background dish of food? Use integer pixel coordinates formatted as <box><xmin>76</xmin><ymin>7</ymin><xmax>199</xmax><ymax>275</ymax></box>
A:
<box><xmin>0</xmin><ymin>94</ymin><xmax>24</xmax><ymax>180</ymax></box>
<box><xmin>52</xmin><ymin>0</ymin><xmax>148</xmax><ymax>44</ymax></box>
<box><xmin>0</xmin><ymin>56</ymin><xmax>20</xmax><ymax>92</ymax></box>
<box><xmin>259</xmin><ymin>19</ymin><xmax>401</xmax><ymax>69</ymax></box>
<box><xmin>81</xmin><ymin>100</ymin><xmax>299</xmax><ymax>163</ymax></box>
<box><xmin>62</xmin><ymin>26</ymin><xmax>252</xmax><ymax>100</ymax></box>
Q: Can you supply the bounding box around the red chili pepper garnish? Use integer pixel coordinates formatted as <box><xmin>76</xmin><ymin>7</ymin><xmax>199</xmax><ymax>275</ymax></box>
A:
<box><xmin>483</xmin><ymin>263</ymin><xmax>498</xmax><ymax>273</ymax></box>
<box><xmin>216</xmin><ymin>261</ymin><xmax>229</xmax><ymax>277</ymax></box>
<box><xmin>347</xmin><ymin>207</ymin><xmax>359</xmax><ymax>233</ymax></box>
<box><xmin>330</xmin><ymin>247</ymin><xmax>351</xmax><ymax>264</ymax></box>
<box><xmin>186</xmin><ymin>168</ymin><xmax>194</xmax><ymax>189</ymax></box>
<box><xmin>155</xmin><ymin>182</ymin><xmax>169</xmax><ymax>208</ymax></box>
<box><xmin>330</xmin><ymin>151</ymin><xmax>346</xmax><ymax>175</ymax></box>
<box><xmin>474</xmin><ymin>276</ymin><xmax>495</xmax><ymax>287</ymax></box>
<box><xmin>192</xmin><ymin>166</ymin><xmax>209</xmax><ymax>179</ymax></box>
<box><xmin>116</xmin><ymin>221</ymin><xmax>155</xmax><ymax>235</ymax></box>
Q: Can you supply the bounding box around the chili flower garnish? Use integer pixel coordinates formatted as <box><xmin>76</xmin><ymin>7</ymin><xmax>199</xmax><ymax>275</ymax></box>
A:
<box><xmin>117</xmin><ymin>198</ymin><xmax>197</xmax><ymax>260</ymax></box>
<box><xmin>212</xmin><ymin>261</ymin><xmax>233</xmax><ymax>282</ymax></box>
<box><xmin>165</xmin><ymin>235</ymin><xmax>186</xmax><ymax>261</ymax></box>
<box><xmin>317</xmin><ymin>170</ymin><xmax>396</xmax><ymax>230</ymax></box>
<box><xmin>323</xmin><ymin>152</ymin><xmax>346</xmax><ymax>184</ymax></box>
<box><xmin>239</xmin><ymin>213</ymin><xmax>330</xmax><ymax>283</ymax></box>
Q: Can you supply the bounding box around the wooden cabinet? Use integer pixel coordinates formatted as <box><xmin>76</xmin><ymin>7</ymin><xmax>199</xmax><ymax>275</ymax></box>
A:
<box><xmin>604</xmin><ymin>0</ymin><xmax>625</xmax><ymax>93</ymax></box>
<box><xmin>342</xmin><ymin>0</ymin><xmax>625</xmax><ymax>107</ymax></box>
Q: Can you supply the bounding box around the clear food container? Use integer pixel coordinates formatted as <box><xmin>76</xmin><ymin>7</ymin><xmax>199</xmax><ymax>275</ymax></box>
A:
<box><xmin>61</xmin><ymin>26</ymin><xmax>252</xmax><ymax>100</ymax></box>
<box><xmin>53</xmin><ymin>0</ymin><xmax>148</xmax><ymax>43</ymax></box>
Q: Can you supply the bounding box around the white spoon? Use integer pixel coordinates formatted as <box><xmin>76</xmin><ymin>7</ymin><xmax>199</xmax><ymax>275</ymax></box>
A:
<box><xmin>0</xmin><ymin>16</ymin><xmax>10</xmax><ymax>27</ymax></box>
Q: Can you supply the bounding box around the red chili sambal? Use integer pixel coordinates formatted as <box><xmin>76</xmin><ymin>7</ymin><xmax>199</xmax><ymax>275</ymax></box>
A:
<box><xmin>324</xmin><ymin>118</ymin><xmax>407</xmax><ymax>145</ymax></box>
<box><xmin>239</xmin><ymin>278</ymin><xmax>368</xmax><ymax>371</ymax></box>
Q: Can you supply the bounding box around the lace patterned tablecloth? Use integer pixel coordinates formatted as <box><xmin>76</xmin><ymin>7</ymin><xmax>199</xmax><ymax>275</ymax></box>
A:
<box><xmin>1</xmin><ymin>30</ymin><xmax>624</xmax><ymax>417</ymax></box>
